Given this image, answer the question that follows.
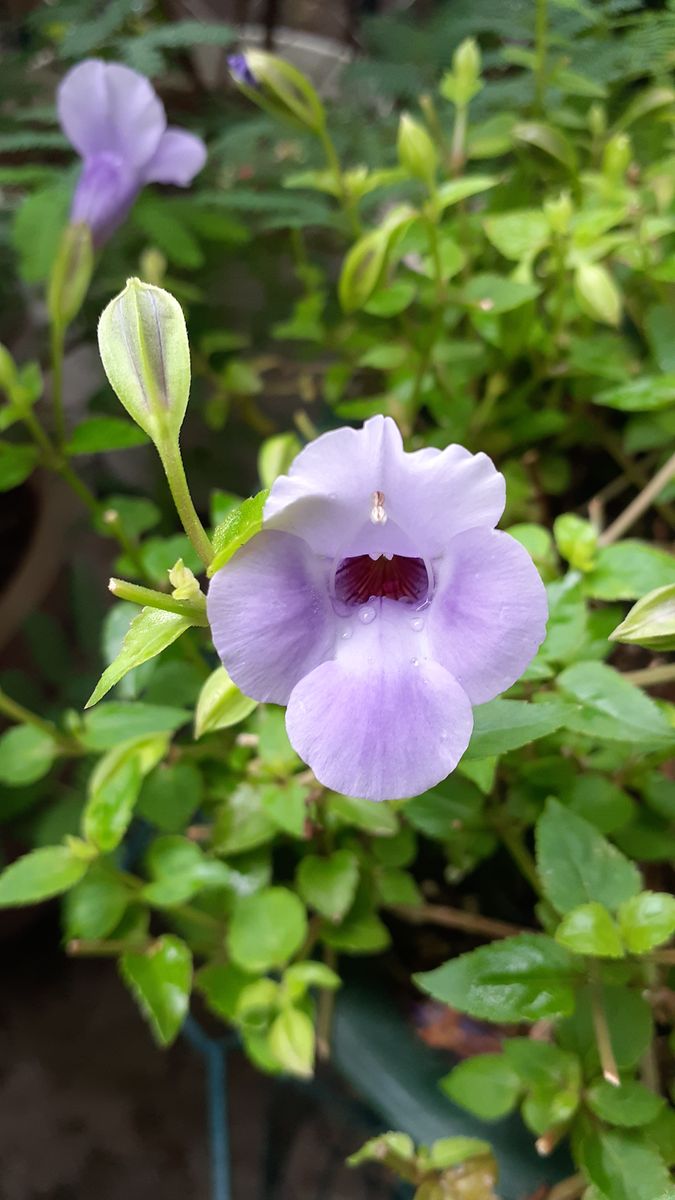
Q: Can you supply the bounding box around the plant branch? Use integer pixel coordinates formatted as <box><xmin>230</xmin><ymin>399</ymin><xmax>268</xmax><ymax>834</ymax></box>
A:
<box><xmin>590</xmin><ymin>963</ymin><xmax>620</xmax><ymax>1086</ymax></box>
<box><xmin>388</xmin><ymin>902</ymin><xmax>527</xmax><ymax>940</ymax></box>
<box><xmin>600</xmin><ymin>448</ymin><xmax>675</xmax><ymax>546</ymax></box>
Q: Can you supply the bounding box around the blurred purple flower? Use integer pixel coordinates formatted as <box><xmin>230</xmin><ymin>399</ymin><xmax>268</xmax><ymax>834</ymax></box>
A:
<box><xmin>57</xmin><ymin>59</ymin><xmax>206</xmax><ymax>246</ymax></box>
<box><xmin>228</xmin><ymin>53</ymin><xmax>259</xmax><ymax>90</ymax></box>
<box><xmin>208</xmin><ymin>417</ymin><xmax>547</xmax><ymax>801</ymax></box>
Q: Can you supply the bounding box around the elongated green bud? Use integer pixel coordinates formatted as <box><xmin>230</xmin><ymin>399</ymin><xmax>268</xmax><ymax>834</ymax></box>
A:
<box><xmin>229</xmin><ymin>50</ymin><xmax>325</xmax><ymax>134</ymax></box>
<box><xmin>440</xmin><ymin>37</ymin><xmax>483</xmax><ymax>108</ymax></box>
<box><xmin>397</xmin><ymin>113</ymin><xmax>438</xmax><ymax>187</ymax></box>
<box><xmin>48</xmin><ymin>222</ymin><xmax>94</xmax><ymax>331</ymax></box>
<box><xmin>610</xmin><ymin>583</ymin><xmax>675</xmax><ymax>651</ymax></box>
<box><xmin>98</xmin><ymin>278</ymin><xmax>190</xmax><ymax>445</ymax></box>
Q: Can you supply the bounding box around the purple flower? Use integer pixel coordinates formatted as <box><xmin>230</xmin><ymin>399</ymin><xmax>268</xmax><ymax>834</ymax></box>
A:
<box><xmin>208</xmin><ymin>417</ymin><xmax>547</xmax><ymax>801</ymax></box>
<box><xmin>57</xmin><ymin>60</ymin><xmax>207</xmax><ymax>246</ymax></box>
<box><xmin>228</xmin><ymin>53</ymin><xmax>259</xmax><ymax>90</ymax></box>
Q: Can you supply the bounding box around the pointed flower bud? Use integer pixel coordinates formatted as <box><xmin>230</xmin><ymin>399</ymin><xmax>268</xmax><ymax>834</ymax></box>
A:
<box><xmin>98</xmin><ymin>278</ymin><xmax>190</xmax><ymax>446</ymax></box>
<box><xmin>47</xmin><ymin>222</ymin><xmax>94</xmax><ymax>332</ymax></box>
<box><xmin>440</xmin><ymin>37</ymin><xmax>483</xmax><ymax>108</ymax></box>
<box><xmin>228</xmin><ymin>50</ymin><xmax>325</xmax><ymax>134</ymax></box>
<box><xmin>603</xmin><ymin>133</ymin><xmax>631</xmax><ymax>182</ymax></box>
<box><xmin>544</xmin><ymin>190</ymin><xmax>573</xmax><ymax>235</ymax></box>
<box><xmin>397</xmin><ymin>113</ymin><xmax>438</xmax><ymax>187</ymax></box>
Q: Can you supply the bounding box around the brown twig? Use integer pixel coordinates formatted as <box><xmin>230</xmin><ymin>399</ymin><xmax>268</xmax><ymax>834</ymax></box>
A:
<box><xmin>388</xmin><ymin>902</ymin><xmax>527</xmax><ymax>940</ymax></box>
<box><xmin>600</xmin><ymin>448</ymin><xmax>675</xmax><ymax>546</ymax></box>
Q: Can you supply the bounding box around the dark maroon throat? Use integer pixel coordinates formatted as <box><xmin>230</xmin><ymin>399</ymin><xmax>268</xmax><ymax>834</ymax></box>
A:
<box><xmin>334</xmin><ymin>554</ymin><xmax>428</xmax><ymax>606</ymax></box>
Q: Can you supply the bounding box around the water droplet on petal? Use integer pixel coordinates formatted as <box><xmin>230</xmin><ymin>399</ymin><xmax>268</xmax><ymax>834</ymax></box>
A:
<box><xmin>341</xmin><ymin>626</ymin><xmax>352</xmax><ymax>640</ymax></box>
<box><xmin>410</xmin><ymin>657</ymin><xmax>419</xmax><ymax>667</ymax></box>
<box><xmin>410</xmin><ymin>616</ymin><xmax>424</xmax><ymax>632</ymax></box>
<box><xmin>358</xmin><ymin>605</ymin><xmax>376</xmax><ymax>625</ymax></box>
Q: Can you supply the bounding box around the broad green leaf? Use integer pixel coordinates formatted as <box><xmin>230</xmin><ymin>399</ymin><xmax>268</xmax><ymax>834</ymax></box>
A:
<box><xmin>563</xmin><ymin>774</ymin><xmax>635</xmax><ymax>835</ymax></box>
<box><xmin>86</xmin><ymin>608</ymin><xmax>193</xmax><ymax>708</ymax></box>
<box><xmin>296</xmin><ymin>850</ymin><xmax>359</xmax><ymax>921</ymax></box>
<box><xmin>120</xmin><ymin>934</ymin><xmax>192</xmax><ymax>1046</ymax></box>
<box><xmin>440</xmin><ymin>1054</ymin><xmax>521</xmax><ymax>1120</ymax></box>
<box><xmin>137</xmin><ymin>762</ymin><xmax>203</xmax><ymax>832</ymax></box>
<box><xmin>0</xmin><ymin>724</ymin><xmax>56</xmax><ymax>785</ymax></box>
<box><xmin>483</xmin><ymin>210</ymin><xmax>550</xmax><ymax>261</ymax></box>
<box><xmin>586</xmin><ymin>542</ymin><xmax>675</xmax><ymax>601</ymax></box>
<box><xmin>404</xmin><ymin>777</ymin><xmax>484</xmax><ymax>839</ymax></box>
<box><xmin>466</xmin><ymin>698</ymin><xmax>569</xmax><ymax>759</ymax></box>
<box><xmin>587</xmin><ymin>1080</ymin><xmax>664</xmax><ymax>1128</ymax></box>
<box><xmin>375</xmin><ymin>866</ymin><xmax>422</xmax><ymax>907</ymax></box>
<box><xmin>615</xmin><ymin>86</ymin><xmax>675</xmax><ymax>131</ymax></box>
<box><xmin>268</xmin><ymin>1007</ymin><xmax>315</xmax><ymax>1078</ymax></box>
<box><xmin>81</xmin><ymin>702</ymin><xmax>190</xmax><ymax>750</ymax></box>
<box><xmin>64</xmin><ymin>868</ymin><xmax>129</xmax><ymax>939</ymax></box>
<box><xmin>0</xmin><ymin>844</ymin><xmax>89</xmax><ymax>906</ymax></box>
<box><xmin>513</xmin><ymin>121</ymin><xmax>577</xmax><ymax>169</ymax></box>
<box><xmin>84</xmin><ymin>734</ymin><xmax>167</xmax><ymax>852</ymax></box>
<box><xmin>0</xmin><ymin>442</ymin><xmax>39</xmax><ymax>490</ymax></box>
<box><xmin>208</xmin><ymin>489</ymin><xmax>269</xmax><ymax>577</ymax></box>
<box><xmin>197</xmin><ymin>962</ymin><xmax>253</xmax><ymax>1021</ymax></box>
<box><xmin>227</xmin><ymin>886</ymin><xmax>307</xmax><ymax>972</ymax></box>
<box><xmin>581</xmin><ymin>1129</ymin><xmax>675</xmax><ymax>1200</ymax></box>
<box><xmin>618</xmin><ymin>891</ymin><xmax>675</xmax><ymax>954</ymax></box>
<box><xmin>259</xmin><ymin>780</ymin><xmax>308</xmax><ymax>839</ymax></box>
<box><xmin>555</xmin><ymin>902</ymin><xmax>624</xmax><ymax>958</ymax></box>
<box><xmin>463</xmin><ymin>273</ymin><xmax>540</xmax><ymax>314</ymax></box>
<box><xmin>66</xmin><ymin>416</ymin><xmax>149</xmax><ymax>455</ymax></box>
<box><xmin>363</xmin><ymin>280</ymin><xmax>416</xmax><ymax>317</ymax></box>
<box><xmin>557</xmin><ymin>661</ymin><xmax>674</xmax><ymax>749</ymax></box>
<box><xmin>194</xmin><ymin>666</ymin><xmax>257</xmax><ymax>737</ymax></box>
<box><xmin>536</xmin><ymin>799</ymin><xmax>640</xmax><ymax>915</ymax></box>
<box><xmin>213</xmin><ymin>782</ymin><xmax>277</xmax><ymax>855</ymax></box>
<box><xmin>415</xmin><ymin>934</ymin><xmax>577</xmax><ymax>1022</ymax></box>
<box><xmin>610</xmin><ymin>583</ymin><xmax>675</xmax><ymax>651</ymax></box>
<box><xmin>435</xmin><ymin>175</ymin><xmax>497</xmax><ymax>211</ymax></box>
<box><xmin>594</xmin><ymin>375</ymin><xmax>675</xmax><ymax>412</ymax></box>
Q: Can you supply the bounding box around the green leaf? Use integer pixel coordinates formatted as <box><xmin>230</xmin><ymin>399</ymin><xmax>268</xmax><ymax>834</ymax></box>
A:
<box><xmin>81</xmin><ymin>702</ymin><xmax>190</xmax><ymax>750</ymax></box>
<box><xmin>440</xmin><ymin>1054</ymin><xmax>521</xmax><ymax>1120</ymax></box>
<box><xmin>415</xmin><ymin>934</ymin><xmax>577</xmax><ymax>1023</ymax></box>
<box><xmin>428</xmin><ymin>1137</ymin><xmax>492</xmax><ymax>1169</ymax></box>
<box><xmin>363</xmin><ymin>280</ymin><xmax>416</xmax><ymax>317</ymax></box>
<box><xmin>0</xmin><ymin>442</ymin><xmax>39</xmax><ymax>491</ymax></box>
<box><xmin>347</xmin><ymin>1132</ymin><xmax>415</xmax><ymax>1168</ymax></box>
<box><xmin>559</xmin><ymin>984</ymin><xmax>652</xmax><ymax>1072</ymax></box>
<box><xmin>513</xmin><ymin>121</ymin><xmax>576</xmax><ymax>169</ymax></box>
<box><xmin>586</xmin><ymin>542</ymin><xmax>675</xmax><ymax>601</ymax></box>
<box><xmin>645</xmin><ymin>305</ymin><xmax>675</xmax><ymax>374</ymax></box>
<box><xmin>327</xmin><ymin>792</ymin><xmax>399</xmax><ymax>836</ymax></box>
<box><xmin>194</xmin><ymin>666</ymin><xmax>257</xmax><ymax>737</ymax></box>
<box><xmin>0</xmin><ymin>724</ymin><xmax>56</xmax><ymax>785</ymax></box>
<box><xmin>66</xmin><ymin>416</ymin><xmax>149</xmax><ymax>455</ymax></box>
<box><xmin>268</xmin><ymin>1007</ymin><xmax>315</xmax><ymax>1078</ymax></box>
<box><xmin>197</xmin><ymin>962</ymin><xmax>253</xmax><ymax>1021</ymax></box>
<box><xmin>213</xmin><ymin>782</ymin><xmax>277</xmax><ymax>856</ymax></box>
<box><xmin>208</xmin><ymin>489</ymin><xmax>269</xmax><ymax>577</ymax></box>
<box><xmin>296</xmin><ymin>850</ymin><xmax>359</xmax><ymax>922</ymax></box>
<box><xmin>283</xmin><ymin>961</ymin><xmax>341</xmax><ymax>998</ymax></box>
<box><xmin>610</xmin><ymin>583</ymin><xmax>675</xmax><ymax>651</ymax></box>
<box><xmin>84</xmin><ymin>734</ymin><xmax>167</xmax><ymax>852</ymax></box>
<box><xmin>86</xmin><ymin>608</ymin><xmax>193</xmax><ymax>708</ymax></box>
<box><xmin>580</xmin><ymin>1129</ymin><xmax>675</xmax><ymax>1200</ymax></box>
<box><xmin>64</xmin><ymin>868</ymin><xmax>129</xmax><ymax>939</ymax></box>
<box><xmin>588</xmin><ymin>1080</ymin><xmax>665</xmax><ymax>1128</ymax></box>
<box><xmin>137</xmin><ymin>761</ymin><xmax>203</xmax><ymax>833</ymax></box>
<box><xmin>258</xmin><ymin>432</ymin><xmax>301</xmax><ymax>488</ymax></box>
<box><xmin>536</xmin><ymin>799</ymin><xmax>640</xmax><ymax>915</ymax></box>
<box><xmin>435</xmin><ymin>175</ymin><xmax>497</xmax><ymax>211</ymax></box>
<box><xmin>618</xmin><ymin>891</ymin><xmax>675</xmax><ymax>954</ymax></box>
<box><xmin>120</xmin><ymin>934</ymin><xmax>192</xmax><ymax>1046</ymax></box>
<box><xmin>0</xmin><ymin>844</ymin><xmax>89</xmax><ymax>906</ymax></box>
<box><xmin>594</xmin><ymin>375</ymin><xmax>675</xmax><ymax>412</ymax></box>
<box><xmin>375</xmin><ymin>866</ymin><xmax>422</xmax><ymax>906</ymax></box>
<box><xmin>557</xmin><ymin>662</ymin><xmax>675</xmax><ymax>749</ymax></box>
<box><xmin>463</xmin><ymin>273</ymin><xmax>540</xmax><ymax>314</ymax></box>
<box><xmin>555</xmin><ymin>902</ymin><xmax>624</xmax><ymax>958</ymax></box>
<box><xmin>259</xmin><ymin>780</ymin><xmax>308</xmax><ymax>839</ymax></box>
<box><xmin>12</xmin><ymin>182</ymin><xmax>71</xmax><ymax>283</ymax></box>
<box><xmin>483</xmin><ymin>210</ymin><xmax>550</xmax><ymax>261</ymax></box>
<box><xmin>466</xmin><ymin>699</ymin><xmax>569</xmax><ymax>759</ymax></box>
<box><xmin>574</xmin><ymin>261</ymin><xmax>621</xmax><ymax>327</ymax></box>
<box><xmin>227</xmin><ymin>886</ymin><xmax>307</xmax><ymax>972</ymax></box>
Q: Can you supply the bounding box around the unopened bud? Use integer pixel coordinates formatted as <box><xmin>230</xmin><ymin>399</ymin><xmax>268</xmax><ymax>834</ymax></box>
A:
<box><xmin>47</xmin><ymin>222</ymin><xmax>93</xmax><ymax>331</ymax></box>
<box><xmin>602</xmin><ymin>133</ymin><xmax>631</xmax><ymax>182</ymax></box>
<box><xmin>228</xmin><ymin>50</ymin><xmax>325</xmax><ymax>134</ymax></box>
<box><xmin>98</xmin><ymin>278</ymin><xmax>190</xmax><ymax>445</ymax></box>
<box><xmin>169</xmin><ymin>558</ymin><xmax>201</xmax><ymax>601</ymax></box>
<box><xmin>544</xmin><ymin>190</ymin><xmax>573</xmax><ymax>235</ymax></box>
<box><xmin>140</xmin><ymin>246</ymin><xmax>167</xmax><ymax>287</ymax></box>
<box><xmin>588</xmin><ymin>102</ymin><xmax>607</xmax><ymax>139</ymax></box>
<box><xmin>440</xmin><ymin>37</ymin><xmax>483</xmax><ymax>108</ymax></box>
<box><xmin>397</xmin><ymin>113</ymin><xmax>438</xmax><ymax>186</ymax></box>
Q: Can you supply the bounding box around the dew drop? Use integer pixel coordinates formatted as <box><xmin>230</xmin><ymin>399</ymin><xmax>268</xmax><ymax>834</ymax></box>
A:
<box><xmin>410</xmin><ymin>616</ymin><xmax>424</xmax><ymax>632</ymax></box>
<box><xmin>358</xmin><ymin>605</ymin><xmax>376</xmax><ymax>625</ymax></box>
<box><xmin>410</xmin><ymin>657</ymin><xmax>419</xmax><ymax>667</ymax></box>
<box><xmin>341</xmin><ymin>626</ymin><xmax>352</xmax><ymax>640</ymax></box>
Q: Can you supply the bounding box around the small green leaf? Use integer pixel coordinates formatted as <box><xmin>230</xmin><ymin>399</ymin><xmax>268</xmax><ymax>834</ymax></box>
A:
<box><xmin>81</xmin><ymin>702</ymin><xmax>190</xmax><ymax>750</ymax></box>
<box><xmin>137</xmin><ymin>761</ymin><xmax>203</xmax><ymax>833</ymax></box>
<box><xmin>347</xmin><ymin>1132</ymin><xmax>415</xmax><ymax>1168</ymax></box>
<box><xmin>194</xmin><ymin>666</ymin><xmax>257</xmax><ymax>737</ymax></box>
<box><xmin>283</xmin><ymin>961</ymin><xmax>341</xmax><ymax>998</ymax></box>
<box><xmin>259</xmin><ymin>780</ymin><xmax>308</xmax><ymax>839</ymax></box>
<box><xmin>64</xmin><ymin>868</ymin><xmax>129</xmax><ymax>939</ymax></box>
<box><xmin>120</xmin><ymin>934</ymin><xmax>192</xmax><ymax>1046</ymax></box>
<box><xmin>0</xmin><ymin>442</ymin><xmax>39</xmax><ymax>491</ymax></box>
<box><xmin>537</xmin><ymin>799</ymin><xmax>641</xmax><ymax>915</ymax></box>
<box><xmin>594</xmin><ymin>375</ymin><xmax>675</xmax><ymax>413</ymax></box>
<box><xmin>208</xmin><ymin>489</ymin><xmax>269</xmax><ymax>577</ymax></box>
<box><xmin>84</xmin><ymin>734</ymin><xmax>167</xmax><ymax>852</ymax></box>
<box><xmin>513</xmin><ymin>121</ymin><xmax>576</xmax><ymax>169</ymax></box>
<box><xmin>213</xmin><ymin>782</ymin><xmax>277</xmax><ymax>856</ymax></box>
<box><xmin>268</xmin><ymin>1007</ymin><xmax>315</xmax><ymax>1078</ymax></box>
<box><xmin>557</xmin><ymin>662</ymin><xmax>674</xmax><ymax>749</ymax></box>
<box><xmin>415</xmin><ymin>934</ymin><xmax>577</xmax><ymax>1022</ymax></box>
<box><xmin>296</xmin><ymin>850</ymin><xmax>359</xmax><ymax>922</ymax></box>
<box><xmin>484</xmin><ymin>209</ymin><xmax>550</xmax><ymax>262</ymax></box>
<box><xmin>466</xmin><ymin>698</ymin><xmax>569</xmax><ymax>759</ymax></box>
<box><xmin>618</xmin><ymin>891</ymin><xmax>675</xmax><ymax>954</ymax></box>
<box><xmin>428</xmin><ymin>1137</ymin><xmax>492</xmax><ymax>1169</ymax></box>
<box><xmin>587</xmin><ymin>543</ymin><xmax>675</xmax><ymax>603</ymax></box>
<box><xmin>258</xmin><ymin>432</ymin><xmax>301</xmax><ymax>489</ymax></box>
<box><xmin>555</xmin><ymin>902</ymin><xmax>624</xmax><ymax>958</ymax></box>
<box><xmin>588</xmin><ymin>1079</ymin><xmax>665</xmax><ymax>1128</ymax></box>
<box><xmin>0</xmin><ymin>845</ymin><xmax>89</xmax><ymax>907</ymax></box>
<box><xmin>227</xmin><ymin>887</ymin><xmax>307</xmax><ymax>972</ymax></box>
<box><xmin>580</xmin><ymin>1128</ymin><xmax>675</xmax><ymax>1200</ymax></box>
<box><xmin>435</xmin><ymin>175</ymin><xmax>497</xmax><ymax>211</ymax></box>
<box><xmin>440</xmin><ymin>1054</ymin><xmax>521</xmax><ymax>1120</ymax></box>
<box><xmin>66</xmin><ymin>416</ymin><xmax>149</xmax><ymax>455</ymax></box>
<box><xmin>554</xmin><ymin>513</ymin><xmax>598</xmax><ymax>572</ymax></box>
<box><xmin>463</xmin><ymin>273</ymin><xmax>540</xmax><ymax>314</ymax></box>
<box><xmin>0</xmin><ymin>724</ymin><xmax>56</xmax><ymax>785</ymax></box>
<box><xmin>86</xmin><ymin>608</ymin><xmax>193</xmax><ymax>708</ymax></box>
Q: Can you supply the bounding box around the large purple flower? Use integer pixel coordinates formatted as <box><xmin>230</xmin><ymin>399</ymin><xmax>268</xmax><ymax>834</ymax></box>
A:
<box><xmin>208</xmin><ymin>417</ymin><xmax>547</xmax><ymax>801</ymax></box>
<box><xmin>57</xmin><ymin>60</ymin><xmax>207</xmax><ymax>246</ymax></box>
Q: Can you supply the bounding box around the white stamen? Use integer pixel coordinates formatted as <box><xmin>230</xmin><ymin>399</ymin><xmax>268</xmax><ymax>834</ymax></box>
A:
<box><xmin>370</xmin><ymin>490</ymin><xmax>387</xmax><ymax>525</ymax></box>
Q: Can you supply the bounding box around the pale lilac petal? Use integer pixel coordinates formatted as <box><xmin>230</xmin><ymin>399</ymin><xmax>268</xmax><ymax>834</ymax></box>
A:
<box><xmin>285</xmin><ymin>600</ymin><xmax>473</xmax><ymax>800</ymax></box>
<box><xmin>58</xmin><ymin>60</ymin><xmax>166</xmax><ymax>169</ymax></box>
<box><xmin>70</xmin><ymin>153</ymin><xmax>139</xmax><ymax>245</ymax></box>
<box><xmin>141</xmin><ymin>127</ymin><xmax>207</xmax><ymax>185</ymax></box>
<box><xmin>264</xmin><ymin>415</ymin><xmax>505</xmax><ymax>559</ymax></box>
<box><xmin>207</xmin><ymin>530</ymin><xmax>335</xmax><ymax>705</ymax></box>
<box><xmin>426</xmin><ymin>528</ymin><xmax>548</xmax><ymax>705</ymax></box>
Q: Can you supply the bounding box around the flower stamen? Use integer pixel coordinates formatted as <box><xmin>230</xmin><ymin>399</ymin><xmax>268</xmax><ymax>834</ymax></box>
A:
<box><xmin>370</xmin><ymin>490</ymin><xmax>387</xmax><ymax>525</ymax></box>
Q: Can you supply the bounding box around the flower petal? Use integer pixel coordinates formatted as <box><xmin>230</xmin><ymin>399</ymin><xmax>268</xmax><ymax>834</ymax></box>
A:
<box><xmin>141</xmin><ymin>128</ymin><xmax>207</xmax><ymax>185</ymax></box>
<box><xmin>57</xmin><ymin>60</ymin><xmax>165</xmax><ymax>169</ymax></box>
<box><xmin>70</xmin><ymin>154</ymin><xmax>139</xmax><ymax>245</ymax></box>
<box><xmin>207</xmin><ymin>530</ymin><xmax>335</xmax><ymax>705</ymax></box>
<box><xmin>264</xmin><ymin>415</ymin><xmax>505</xmax><ymax>558</ymax></box>
<box><xmin>285</xmin><ymin>599</ymin><xmax>473</xmax><ymax>800</ymax></box>
<box><xmin>427</xmin><ymin>527</ymin><xmax>548</xmax><ymax>705</ymax></box>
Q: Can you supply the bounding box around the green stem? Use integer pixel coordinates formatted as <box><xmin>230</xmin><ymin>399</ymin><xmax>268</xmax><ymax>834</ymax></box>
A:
<box><xmin>450</xmin><ymin>104</ymin><xmax>467</xmax><ymax>174</ymax></box>
<box><xmin>108</xmin><ymin>577</ymin><xmax>208</xmax><ymax>624</ymax></box>
<box><xmin>158</xmin><ymin>441</ymin><xmax>213</xmax><ymax>568</ymax></box>
<box><xmin>51</xmin><ymin>322</ymin><xmax>66</xmax><ymax>445</ymax></box>
<box><xmin>317</xmin><ymin>125</ymin><xmax>361</xmax><ymax>237</ymax></box>
<box><xmin>534</xmin><ymin>0</ymin><xmax>549</xmax><ymax>113</ymax></box>
<box><xmin>590</xmin><ymin>962</ymin><xmax>620</xmax><ymax>1085</ymax></box>
<box><xmin>498</xmin><ymin>825</ymin><xmax>542</xmax><ymax>895</ymax></box>
<box><xmin>102</xmin><ymin>509</ymin><xmax>152</xmax><ymax>583</ymax></box>
<box><xmin>0</xmin><ymin>687</ymin><xmax>77</xmax><ymax>753</ymax></box>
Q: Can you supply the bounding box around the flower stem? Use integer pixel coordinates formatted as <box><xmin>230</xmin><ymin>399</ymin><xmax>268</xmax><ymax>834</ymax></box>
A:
<box><xmin>388</xmin><ymin>901</ymin><xmax>527</xmax><ymax>940</ymax></box>
<box><xmin>590</xmin><ymin>962</ymin><xmax>620</xmax><ymax>1086</ymax></box>
<box><xmin>497</xmin><ymin>825</ymin><xmax>542</xmax><ymax>895</ymax></box>
<box><xmin>157</xmin><ymin>441</ymin><xmax>213</xmax><ymax>568</ymax></box>
<box><xmin>316</xmin><ymin>946</ymin><xmax>338</xmax><ymax>1060</ymax></box>
<box><xmin>50</xmin><ymin>322</ymin><xmax>66</xmax><ymax>445</ymax></box>
<box><xmin>450</xmin><ymin>104</ymin><xmax>467</xmax><ymax>173</ymax></box>
<box><xmin>0</xmin><ymin>687</ymin><xmax>77</xmax><ymax>753</ymax></box>
<box><xmin>108</xmin><ymin>577</ymin><xmax>208</xmax><ymax>624</ymax></box>
<box><xmin>317</xmin><ymin>125</ymin><xmax>361</xmax><ymax>237</ymax></box>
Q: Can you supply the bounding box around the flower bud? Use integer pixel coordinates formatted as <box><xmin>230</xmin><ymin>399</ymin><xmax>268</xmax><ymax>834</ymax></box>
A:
<box><xmin>228</xmin><ymin>50</ymin><xmax>325</xmax><ymax>134</ymax></box>
<box><xmin>602</xmin><ymin>133</ymin><xmax>631</xmax><ymax>182</ymax></box>
<box><xmin>610</xmin><ymin>583</ymin><xmax>675</xmax><ymax>651</ymax></box>
<box><xmin>47</xmin><ymin>222</ymin><xmax>94</xmax><ymax>331</ymax></box>
<box><xmin>440</xmin><ymin>38</ymin><xmax>483</xmax><ymax>108</ymax></box>
<box><xmin>169</xmin><ymin>558</ymin><xmax>201</xmax><ymax>601</ymax></box>
<box><xmin>588</xmin><ymin>102</ymin><xmax>607</xmax><ymax>139</ymax></box>
<box><xmin>397</xmin><ymin>113</ymin><xmax>438</xmax><ymax>187</ymax></box>
<box><xmin>544</xmin><ymin>190</ymin><xmax>573</xmax><ymax>235</ymax></box>
<box><xmin>574</xmin><ymin>260</ymin><xmax>621</xmax><ymax>327</ymax></box>
<box><xmin>98</xmin><ymin>278</ymin><xmax>190</xmax><ymax>445</ymax></box>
